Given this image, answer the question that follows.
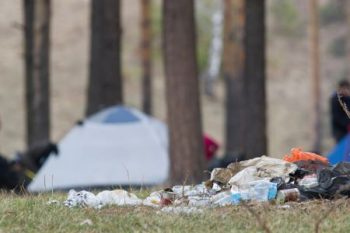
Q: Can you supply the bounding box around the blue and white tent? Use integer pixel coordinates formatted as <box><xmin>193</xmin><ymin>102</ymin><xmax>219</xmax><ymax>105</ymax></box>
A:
<box><xmin>328</xmin><ymin>134</ymin><xmax>350</xmax><ymax>165</ymax></box>
<box><xmin>29</xmin><ymin>106</ymin><xmax>169</xmax><ymax>192</ymax></box>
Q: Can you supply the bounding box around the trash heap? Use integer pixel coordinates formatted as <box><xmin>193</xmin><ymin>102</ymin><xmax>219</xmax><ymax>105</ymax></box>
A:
<box><xmin>63</xmin><ymin>148</ymin><xmax>350</xmax><ymax>212</ymax></box>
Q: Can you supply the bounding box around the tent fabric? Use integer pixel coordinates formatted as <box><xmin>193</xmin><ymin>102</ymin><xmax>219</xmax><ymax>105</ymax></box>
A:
<box><xmin>28</xmin><ymin>106</ymin><xmax>169</xmax><ymax>192</ymax></box>
<box><xmin>88</xmin><ymin>106</ymin><xmax>141</xmax><ymax>124</ymax></box>
<box><xmin>328</xmin><ymin>134</ymin><xmax>350</xmax><ymax>165</ymax></box>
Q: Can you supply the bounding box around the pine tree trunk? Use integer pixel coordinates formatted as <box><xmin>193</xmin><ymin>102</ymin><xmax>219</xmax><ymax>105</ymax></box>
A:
<box><xmin>224</xmin><ymin>0</ymin><xmax>246</xmax><ymax>157</ymax></box>
<box><xmin>347</xmin><ymin>1</ymin><xmax>350</xmax><ymax>79</ymax></box>
<box><xmin>204</xmin><ymin>1</ymin><xmax>223</xmax><ymax>97</ymax></box>
<box><xmin>309</xmin><ymin>0</ymin><xmax>321</xmax><ymax>153</ymax></box>
<box><xmin>163</xmin><ymin>0</ymin><xmax>205</xmax><ymax>184</ymax></box>
<box><xmin>244</xmin><ymin>0</ymin><xmax>267</xmax><ymax>158</ymax></box>
<box><xmin>23</xmin><ymin>0</ymin><xmax>51</xmax><ymax>147</ymax></box>
<box><xmin>140</xmin><ymin>0</ymin><xmax>152</xmax><ymax>115</ymax></box>
<box><xmin>86</xmin><ymin>0</ymin><xmax>122</xmax><ymax>116</ymax></box>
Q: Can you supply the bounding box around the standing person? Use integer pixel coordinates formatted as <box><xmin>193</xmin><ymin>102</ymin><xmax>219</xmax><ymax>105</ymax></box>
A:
<box><xmin>330</xmin><ymin>80</ymin><xmax>350</xmax><ymax>142</ymax></box>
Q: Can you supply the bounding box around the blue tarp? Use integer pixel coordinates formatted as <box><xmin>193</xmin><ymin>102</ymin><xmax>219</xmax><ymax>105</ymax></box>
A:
<box><xmin>328</xmin><ymin>134</ymin><xmax>350</xmax><ymax>165</ymax></box>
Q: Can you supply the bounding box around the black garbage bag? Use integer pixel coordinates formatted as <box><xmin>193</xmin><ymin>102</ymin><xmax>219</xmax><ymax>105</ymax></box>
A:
<box><xmin>0</xmin><ymin>154</ymin><xmax>20</xmax><ymax>190</ymax></box>
<box><xmin>270</xmin><ymin>177</ymin><xmax>298</xmax><ymax>190</ymax></box>
<box><xmin>299</xmin><ymin>162</ymin><xmax>350</xmax><ymax>199</ymax></box>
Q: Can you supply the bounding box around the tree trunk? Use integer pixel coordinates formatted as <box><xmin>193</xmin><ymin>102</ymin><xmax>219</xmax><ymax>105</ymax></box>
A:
<box><xmin>163</xmin><ymin>0</ymin><xmax>205</xmax><ymax>184</ymax></box>
<box><xmin>309</xmin><ymin>0</ymin><xmax>321</xmax><ymax>153</ymax></box>
<box><xmin>86</xmin><ymin>0</ymin><xmax>122</xmax><ymax>116</ymax></box>
<box><xmin>244</xmin><ymin>0</ymin><xmax>267</xmax><ymax>158</ymax></box>
<box><xmin>140</xmin><ymin>0</ymin><xmax>153</xmax><ymax>115</ymax></box>
<box><xmin>204</xmin><ymin>1</ymin><xmax>224</xmax><ymax>97</ymax></box>
<box><xmin>347</xmin><ymin>1</ymin><xmax>350</xmax><ymax>80</ymax></box>
<box><xmin>224</xmin><ymin>0</ymin><xmax>246</xmax><ymax>157</ymax></box>
<box><xmin>23</xmin><ymin>0</ymin><xmax>51</xmax><ymax>147</ymax></box>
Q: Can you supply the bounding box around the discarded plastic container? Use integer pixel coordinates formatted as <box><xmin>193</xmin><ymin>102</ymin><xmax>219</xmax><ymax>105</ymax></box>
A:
<box><xmin>172</xmin><ymin>184</ymin><xmax>208</xmax><ymax>197</ymax></box>
<box><xmin>231</xmin><ymin>192</ymin><xmax>241</xmax><ymax>204</ymax></box>
<box><xmin>277</xmin><ymin>188</ymin><xmax>300</xmax><ymax>203</ymax></box>
<box><xmin>188</xmin><ymin>196</ymin><xmax>211</xmax><ymax>207</ymax></box>
<box><xmin>230</xmin><ymin>180</ymin><xmax>277</xmax><ymax>203</ymax></box>
<box><xmin>244</xmin><ymin>180</ymin><xmax>277</xmax><ymax>202</ymax></box>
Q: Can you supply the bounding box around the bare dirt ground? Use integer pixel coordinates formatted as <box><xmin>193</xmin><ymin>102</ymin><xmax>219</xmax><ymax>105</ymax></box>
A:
<box><xmin>0</xmin><ymin>0</ymin><xmax>341</xmax><ymax>158</ymax></box>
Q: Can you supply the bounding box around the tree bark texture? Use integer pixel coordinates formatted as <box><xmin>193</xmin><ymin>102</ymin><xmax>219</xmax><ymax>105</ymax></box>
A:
<box><xmin>23</xmin><ymin>0</ymin><xmax>51</xmax><ymax>147</ymax></box>
<box><xmin>309</xmin><ymin>0</ymin><xmax>321</xmax><ymax>153</ymax></box>
<box><xmin>224</xmin><ymin>0</ymin><xmax>246</xmax><ymax>156</ymax></box>
<box><xmin>244</xmin><ymin>0</ymin><xmax>267</xmax><ymax>158</ymax></box>
<box><xmin>140</xmin><ymin>0</ymin><xmax>153</xmax><ymax>115</ymax></box>
<box><xmin>86</xmin><ymin>0</ymin><xmax>122</xmax><ymax>116</ymax></box>
<box><xmin>163</xmin><ymin>0</ymin><xmax>205</xmax><ymax>184</ymax></box>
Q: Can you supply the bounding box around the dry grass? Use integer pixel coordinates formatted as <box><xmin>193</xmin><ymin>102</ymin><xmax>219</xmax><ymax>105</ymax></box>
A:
<box><xmin>0</xmin><ymin>193</ymin><xmax>349</xmax><ymax>233</ymax></box>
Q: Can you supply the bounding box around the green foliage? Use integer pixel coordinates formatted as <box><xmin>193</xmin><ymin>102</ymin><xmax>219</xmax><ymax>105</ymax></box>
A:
<box><xmin>329</xmin><ymin>36</ymin><xmax>347</xmax><ymax>58</ymax></box>
<box><xmin>271</xmin><ymin>0</ymin><xmax>304</xmax><ymax>38</ymax></box>
<box><xmin>320</xmin><ymin>2</ymin><xmax>345</xmax><ymax>26</ymax></box>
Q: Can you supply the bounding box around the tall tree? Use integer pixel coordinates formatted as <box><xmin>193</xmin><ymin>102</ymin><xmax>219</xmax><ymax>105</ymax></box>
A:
<box><xmin>23</xmin><ymin>0</ymin><xmax>51</xmax><ymax>147</ymax></box>
<box><xmin>244</xmin><ymin>0</ymin><xmax>267</xmax><ymax>158</ymax></box>
<box><xmin>224</xmin><ymin>0</ymin><xmax>246</xmax><ymax>157</ymax></box>
<box><xmin>347</xmin><ymin>1</ymin><xmax>350</xmax><ymax>78</ymax></box>
<box><xmin>204</xmin><ymin>1</ymin><xmax>223</xmax><ymax>97</ymax></box>
<box><xmin>163</xmin><ymin>0</ymin><xmax>205</xmax><ymax>184</ymax></box>
<box><xmin>140</xmin><ymin>0</ymin><xmax>153</xmax><ymax>115</ymax></box>
<box><xmin>309</xmin><ymin>0</ymin><xmax>321</xmax><ymax>153</ymax></box>
<box><xmin>86</xmin><ymin>0</ymin><xmax>123</xmax><ymax>116</ymax></box>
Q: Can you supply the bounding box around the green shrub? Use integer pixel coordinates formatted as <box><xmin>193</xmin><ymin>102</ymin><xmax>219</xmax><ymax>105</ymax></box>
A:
<box><xmin>329</xmin><ymin>36</ymin><xmax>347</xmax><ymax>58</ymax></box>
<box><xmin>271</xmin><ymin>0</ymin><xmax>304</xmax><ymax>37</ymax></box>
<box><xmin>320</xmin><ymin>2</ymin><xmax>345</xmax><ymax>26</ymax></box>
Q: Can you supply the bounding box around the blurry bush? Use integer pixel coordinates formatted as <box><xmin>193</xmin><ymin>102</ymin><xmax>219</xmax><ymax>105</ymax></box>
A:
<box><xmin>320</xmin><ymin>1</ymin><xmax>345</xmax><ymax>26</ymax></box>
<box><xmin>271</xmin><ymin>0</ymin><xmax>304</xmax><ymax>38</ymax></box>
<box><xmin>329</xmin><ymin>36</ymin><xmax>347</xmax><ymax>58</ymax></box>
<box><xmin>196</xmin><ymin>0</ymin><xmax>213</xmax><ymax>73</ymax></box>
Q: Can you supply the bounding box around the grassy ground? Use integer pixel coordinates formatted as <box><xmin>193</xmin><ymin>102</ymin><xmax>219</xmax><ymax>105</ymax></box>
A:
<box><xmin>0</xmin><ymin>193</ymin><xmax>349</xmax><ymax>233</ymax></box>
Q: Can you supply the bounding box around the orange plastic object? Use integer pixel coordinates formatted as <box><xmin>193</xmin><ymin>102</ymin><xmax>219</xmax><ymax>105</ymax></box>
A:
<box><xmin>283</xmin><ymin>148</ymin><xmax>329</xmax><ymax>164</ymax></box>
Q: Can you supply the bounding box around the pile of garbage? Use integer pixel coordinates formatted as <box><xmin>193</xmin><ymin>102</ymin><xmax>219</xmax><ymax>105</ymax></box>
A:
<box><xmin>63</xmin><ymin>148</ymin><xmax>350</xmax><ymax>212</ymax></box>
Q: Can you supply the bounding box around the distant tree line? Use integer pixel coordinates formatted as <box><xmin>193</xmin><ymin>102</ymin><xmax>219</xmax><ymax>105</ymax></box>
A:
<box><xmin>23</xmin><ymin>0</ymin><xmax>267</xmax><ymax>184</ymax></box>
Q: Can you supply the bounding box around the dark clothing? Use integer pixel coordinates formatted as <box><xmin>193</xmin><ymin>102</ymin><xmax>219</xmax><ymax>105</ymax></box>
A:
<box><xmin>331</xmin><ymin>93</ymin><xmax>350</xmax><ymax>142</ymax></box>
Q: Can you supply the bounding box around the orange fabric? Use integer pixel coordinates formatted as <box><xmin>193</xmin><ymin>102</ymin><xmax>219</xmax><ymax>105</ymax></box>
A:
<box><xmin>283</xmin><ymin>148</ymin><xmax>329</xmax><ymax>164</ymax></box>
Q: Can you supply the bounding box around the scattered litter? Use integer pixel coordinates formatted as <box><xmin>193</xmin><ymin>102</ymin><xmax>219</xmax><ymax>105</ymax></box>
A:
<box><xmin>277</xmin><ymin>188</ymin><xmax>300</xmax><ymax>203</ymax></box>
<box><xmin>212</xmin><ymin>191</ymin><xmax>235</xmax><ymax>206</ymax></box>
<box><xmin>172</xmin><ymin>184</ymin><xmax>209</xmax><ymax>197</ymax></box>
<box><xmin>299</xmin><ymin>175</ymin><xmax>318</xmax><ymax>188</ymax></box>
<box><xmin>64</xmin><ymin>189</ymin><xmax>142</xmax><ymax>209</ymax></box>
<box><xmin>159</xmin><ymin>206</ymin><xmax>204</xmax><ymax>215</ymax></box>
<box><xmin>96</xmin><ymin>190</ymin><xmax>142</xmax><ymax>206</ymax></box>
<box><xmin>284</xmin><ymin>148</ymin><xmax>329</xmax><ymax>164</ymax></box>
<box><xmin>46</xmin><ymin>200</ymin><xmax>60</xmax><ymax>205</ymax></box>
<box><xmin>143</xmin><ymin>191</ymin><xmax>162</xmax><ymax>207</ymax></box>
<box><xmin>278</xmin><ymin>204</ymin><xmax>291</xmax><ymax>209</ymax></box>
<box><xmin>64</xmin><ymin>190</ymin><xmax>100</xmax><ymax>208</ymax></box>
<box><xmin>188</xmin><ymin>196</ymin><xmax>211</xmax><ymax>207</ymax></box>
<box><xmin>61</xmin><ymin>151</ymin><xmax>350</xmax><ymax>211</ymax></box>
<box><xmin>80</xmin><ymin>219</ymin><xmax>93</xmax><ymax>226</ymax></box>
<box><xmin>210</xmin><ymin>168</ymin><xmax>234</xmax><ymax>184</ymax></box>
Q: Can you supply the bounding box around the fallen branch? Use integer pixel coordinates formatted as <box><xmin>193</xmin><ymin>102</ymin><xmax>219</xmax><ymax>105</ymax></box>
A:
<box><xmin>241</xmin><ymin>202</ymin><xmax>272</xmax><ymax>233</ymax></box>
<box><xmin>314</xmin><ymin>199</ymin><xmax>345</xmax><ymax>233</ymax></box>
